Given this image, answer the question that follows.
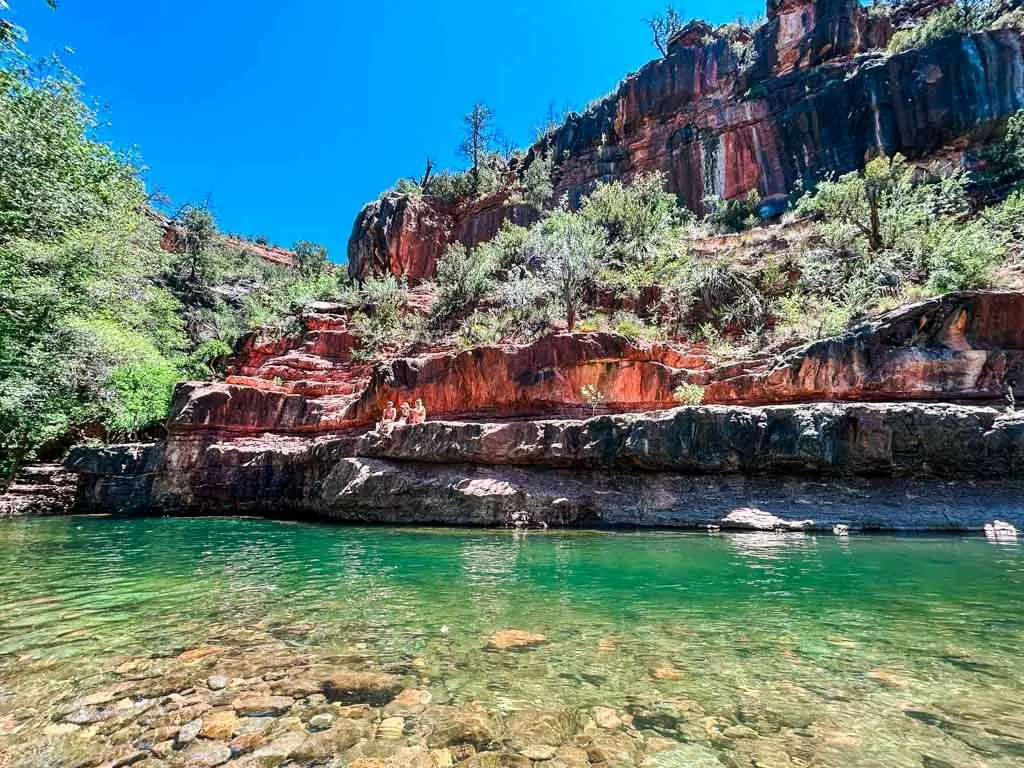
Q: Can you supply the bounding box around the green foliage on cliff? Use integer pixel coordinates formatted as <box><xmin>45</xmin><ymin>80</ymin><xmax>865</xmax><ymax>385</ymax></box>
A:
<box><xmin>0</xmin><ymin>49</ymin><xmax>341</xmax><ymax>479</ymax></box>
<box><xmin>888</xmin><ymin>0</ymin><xmax>1000</xmax><ymax>54</ymax></box>
<box><xmin>888</xmin><ymin>7</ymin><xmax>965</xmax><ymax>52</ymax></box>
<box><xmin>422</xmin><ymin>128</ymin><xmax>1024</xmax><ymax>358</ymax></box>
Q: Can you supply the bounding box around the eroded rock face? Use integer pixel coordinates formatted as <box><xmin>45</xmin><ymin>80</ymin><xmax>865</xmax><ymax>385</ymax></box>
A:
<box><xmin>70</xmin><ymin>403</ymin><xmax>1024</xmax><ymax>530</ymax></box>
<box><xmin>707</xmin><ymin>291</ymin><xmax>1024</xmax><ymax>404</ymax></box>
<box><xmin>347</xmin><ymin>192</ymin><xmax>535</xmax><ymax>285</ymax></box>
<box><xmin>64</xmin><ymin>292</ymin><xmax>1024</xmax><ymax>527</ymax></box>
<box><xmin>347</xmin><ymin>0</ymin><xmax>1024</xmax><ymax>283</ymax></box>
<box><xmin>164</xmin><ymin>292</ymin><xmax>1024</xmax><ymax>444</ymax></box>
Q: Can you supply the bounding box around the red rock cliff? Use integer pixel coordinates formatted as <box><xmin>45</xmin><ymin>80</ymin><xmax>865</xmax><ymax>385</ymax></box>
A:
<box><xmin>347</xmin><ymin>0</ymin><xmax>1024</xmax><ymax>283</ymax></box>
<box><xmin>165</xmin><ymin>291</ymin><xmax>1024</xmax><ymax>444</ymax></box>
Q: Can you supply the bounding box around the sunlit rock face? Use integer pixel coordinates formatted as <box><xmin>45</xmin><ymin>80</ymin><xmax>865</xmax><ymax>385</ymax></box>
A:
<box><xmin>162</xmin><ymin>291</ymin><xmax>1024</xmax><ymax>447</ymax></box>
<box><xmin>347</xmin><ymin>191</ymin><xmax>536</xmax><ymax>285</ymax></box>
<box><xmin>347</xmin><ymin>0</ymin><xmax>1024</xmax><ymax>283</ymax></box>
<box><xmin>62</xmin><ymin>291</ymin><xmax>1024</xmax><ymax>523</ymax></box>
<box><xmin>68</xmin><ymin>403</ymin><xmax>1024</xmax><ymax>529</ymax></box>
<box><xmin>705</xmin><ymin>291</ymin><xmax>1024</xmax><ymax>404</ymax></box>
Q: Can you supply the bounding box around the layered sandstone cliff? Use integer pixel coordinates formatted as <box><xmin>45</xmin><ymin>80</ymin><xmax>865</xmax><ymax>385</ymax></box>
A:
<box><xmin>347</xmin><ymin>0</ymin><xmax>1024</xmax><ymax>283</ymax></box>
<box><xmin>166</xmin><ymin>291</ymin><xmax>1024</xmax><ymax>444</ymax></box>
<box><xmin>68</xmin><ymin>402</ymin><xmax>1024</xmax><ymax>530</ymax></box>
<box><xmin>64</xmin><ymin>291</ymin><xmax>1024</xmax><ymax>528</ymax></box>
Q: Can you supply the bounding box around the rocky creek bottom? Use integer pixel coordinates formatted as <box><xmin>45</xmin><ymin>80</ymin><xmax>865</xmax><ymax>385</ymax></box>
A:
<box><xmin>0</xmin><ymin>517</ymin><xmax>1021</xmax><ymax>768</ymax></box>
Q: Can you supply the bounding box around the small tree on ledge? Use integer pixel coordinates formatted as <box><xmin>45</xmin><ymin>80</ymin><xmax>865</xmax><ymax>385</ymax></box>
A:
<box><xmin>581</xmin><ymin>384</ymin><xmax>606</xmax><ymax>417</ymax></box>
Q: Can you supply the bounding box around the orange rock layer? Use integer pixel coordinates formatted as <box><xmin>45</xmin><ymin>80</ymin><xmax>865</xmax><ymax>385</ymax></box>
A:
<box><xmin>169</xmin><ymin>291</ymin><xmax>1024</xmax><ymax>444</ymax></box>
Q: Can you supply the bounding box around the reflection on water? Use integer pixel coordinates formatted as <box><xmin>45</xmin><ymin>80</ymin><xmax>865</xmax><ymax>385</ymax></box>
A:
<box><xmin>0</xmin><ymin>517</ymin><xmax>1022</xmax><ymax>766</ymax></box>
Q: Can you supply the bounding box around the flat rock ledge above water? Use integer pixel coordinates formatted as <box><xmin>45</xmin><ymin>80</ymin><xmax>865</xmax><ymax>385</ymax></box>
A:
<box><xmin>62</xmin><ymin>402</ymin><xmax>1024</xmax><ymax>532</ymax></box>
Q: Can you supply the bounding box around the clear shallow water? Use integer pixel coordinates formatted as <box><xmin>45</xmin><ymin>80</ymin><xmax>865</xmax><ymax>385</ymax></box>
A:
<box><xmin>0</xmin><ymin>517</ymin><xmax>1022</xmax><ymax>766</ymax></box>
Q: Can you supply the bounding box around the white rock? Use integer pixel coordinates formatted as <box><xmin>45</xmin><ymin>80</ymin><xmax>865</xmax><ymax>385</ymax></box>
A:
<box><xmin>985</xmin><ymin>520</ymin><xmax>1018</xmax><ymax>538</ymax></box>
<box><xmin>721</xmin><ymin>507</ymin><xmax>813</xmax><ymax>531</ymax></box>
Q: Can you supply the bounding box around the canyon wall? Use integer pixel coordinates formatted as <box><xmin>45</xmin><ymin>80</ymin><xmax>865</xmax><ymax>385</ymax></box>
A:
<box><xmin>164</xmin><ymin>291</ymin><xmax>1024</xmax><ymax>443</ymax></box>
<box><xmin>63</xmin><ymin>291</ymin><xmax>1024</xmax><ymax>528</ymax></box>
<box><xmin>347</xmin><ymin>0</ymin><xmax>1024</xmax><ymax>283</ymax></box>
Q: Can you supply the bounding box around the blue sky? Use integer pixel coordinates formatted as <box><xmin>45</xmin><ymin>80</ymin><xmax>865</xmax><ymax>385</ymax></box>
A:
<box><xmin>14</xmin><ymin>0</ymin><xmax>765</xmax><ymax>261</ymax></box>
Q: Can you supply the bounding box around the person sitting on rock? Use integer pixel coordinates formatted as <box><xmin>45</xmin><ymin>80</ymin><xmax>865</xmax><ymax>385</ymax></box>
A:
<box><xmin>378</xmin><ymin>401</ymin><xmax>397</xmax><ymax>430</ymax></box>
<box><xmin>398</xmin><ymin>402</ymin><xmax>412</xmax><ymax>425</ymax></box>
<box><xmin>411</xmin><ymin>398</ymin><xmax>427</xmax><ymax>425</ymax></box>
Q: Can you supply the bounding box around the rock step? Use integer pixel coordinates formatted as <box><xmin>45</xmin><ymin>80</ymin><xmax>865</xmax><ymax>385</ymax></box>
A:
<box><xmin>0</xmin><ymin>463</ymin><xmax>77</xmax><ymax>517</ymax></box>
<box><xmin>223</xmin><ymin>376</ymin><xmax>366</xmax><ymax>396</ymax></box>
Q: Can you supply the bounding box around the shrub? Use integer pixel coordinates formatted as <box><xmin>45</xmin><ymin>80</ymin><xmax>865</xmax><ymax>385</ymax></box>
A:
<box><xmin>888</xmin><ymin>7</ymin><xmax>965</xmax><ymax>53</ymax></box>
<box><xmin>105</xmin><ymin>360</ymin><xmax>179</xmax><ymax>437</ymax></box>
<box><xmin>581</xmin><ymin>171</ymin><xmax>685</xmax><ymax>265</ymax></box>
<box><xmin>923</xmin><ymin>218</ymin><xmax>1002</xmax><ymax>293</ymax></box>
<box><xmin>520</xmin><ymin>152</ymin><xmax>554</xmax><ymax>211</ymax></box>
<box><xmin>673</xmin><ymin>383</ymin><xmax>706</xmax><ymax>406</ymax></box>
<box><xmin>423</xmin><ymin>169</ymin><xmax>474</xmax><ymax>202</ymax></box>
<box><xmin>293</xmin><ymin>240</ymin><xmax>329</xmax><ymax>276</ymax></box>
<box><xmin>581</xmin><ymin>383</ymin><xmax>606</xmax><ymax>415</ymax></box>
<box><xmin>392</xmin><ymin>177</ymin><xmax>423</xmax><ymax>196</ymax></box>
<box><xmin>476</xmin><ymin>222</ymin><xmax>529</xmax><ymax>275</ymax></box>
<box><xmin>703</xmin><ymin>190</ymin><xmax>760</xmax><ymax>233</ymax></box>
<box><xmin>432</xmin><ymin>242</ymin><xmax>497</xmax><ymax>326</ymax></box>
<box><xmin>982</xmin><ymin>109</ymin><xmax>1024</xmax><ymax>187</ymax></box>
<box><xmin>611</xmin><ymin>311</ymin><xmax>661</xmax><ymax>340</ymax></box>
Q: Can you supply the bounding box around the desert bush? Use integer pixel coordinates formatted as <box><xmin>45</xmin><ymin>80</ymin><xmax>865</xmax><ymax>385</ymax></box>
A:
<box><xmin>673</xmin><ymin>383</ymin><xmax>706</xmax><ymax>406</ymax></box>
<box><xmin>610</xmin><ymin>311</ymin><xmax>662</xmax><ymax>340</ymax></box>
<box><xmin>581</xmin><ymin>171</ymin><xmax>686</xmax><ymax>265</ymax></box>
<box><xmin>888</xmin><ymin>7</ymin><xmax>964</xmax><ymax>53</ymax></box>
<box><xmin>432</xmin><ymin>242</ymin><xmax>497</xmax><ymax>327</ymax></box>
<box><xmin>520</xmin><ymin>151</ymin><xmax>554</xmax><ymax>211</ymax></box>
<box><xmin>703</xmin><ymin>190</ymin><xmax>760</xmax><ymax>233</ymax></box>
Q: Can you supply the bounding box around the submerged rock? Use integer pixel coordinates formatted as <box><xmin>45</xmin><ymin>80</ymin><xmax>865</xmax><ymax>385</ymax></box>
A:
<box><xmin>321</xmin><ymin>672</ymin><xmax>403</xmax><ymax>705</ymax></box>
<box><xmin>230</xmin><ymin>695</ymin><xmax>294</xmax><ymax>717</ymax></box>
<box><xmin>485</xmin><ymin>629</ymin><xmax>547</xmax><ymax>651</ymax></box>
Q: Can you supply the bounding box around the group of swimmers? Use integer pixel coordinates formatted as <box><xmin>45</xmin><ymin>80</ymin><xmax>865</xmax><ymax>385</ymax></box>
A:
<box><xmin>378</xmin><ymin>398</ymin><xmax>427</xmax><ymax>430</ymax></box>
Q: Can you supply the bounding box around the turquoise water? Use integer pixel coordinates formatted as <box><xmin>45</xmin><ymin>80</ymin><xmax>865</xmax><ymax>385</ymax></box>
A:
<box><xmin>0</xmin><ymin>517</ymin><xmax>1022</xmax><ymax>766</ymax></box>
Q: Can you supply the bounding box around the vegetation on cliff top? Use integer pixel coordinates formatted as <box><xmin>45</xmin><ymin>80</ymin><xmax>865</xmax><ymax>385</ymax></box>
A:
<box><xmin>0</xmin><ymin>44</ymin><xmax>341</xmax><ymax>479</ymax></box>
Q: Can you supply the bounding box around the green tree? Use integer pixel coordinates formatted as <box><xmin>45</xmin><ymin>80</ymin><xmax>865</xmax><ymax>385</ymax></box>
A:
<box><xmin>293</xmin><ymin>240</ymin><xmax>329</xmax><ymax>276</ymax></box>
<box><xmin>105</xmin><ymin>360</ymin><xmax>179</xmax><ymax>439</ymax></box>
<box><xmin>459</xmin><ymin>103</ymin><xmax>498</xmax><ymax>196</ymax></box>
<box><xmin>171</xmin><ymin>205</ymin><xmax>217</xmax><ymax>284</ymax></box>
<box><xmin>797</xmin><ymin>155</ymin><xmax>921</xmax><ymax>252</ymax></box>
<box><xmin>520</xmin><ymin>152</ymin><xmax>554</xmax><ymax>211</ymax></box>
<box><xmin>531</xmin><ymin>212</ymin><xmax>605</xmax><ymax>332</ymax></box>
<box><xmin>1</xmin><ymin>1</ymin><xmax>56</xmax><ymax>47</ymax></box>
<box><xmin>0</xmin><ymin>56</ymin><xmax>143</xmax><ymax>244</ymax></box>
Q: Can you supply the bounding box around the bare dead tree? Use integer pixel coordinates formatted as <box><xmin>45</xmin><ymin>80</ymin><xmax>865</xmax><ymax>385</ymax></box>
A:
<box><xmin>645</xmin><ymin>4</ymin><xmax>684</xmax><ymax>57</ymax></box>
<box><xmin>419</xmin><ymin>157</ymin><xmax>434</xmax><ymax>188</ymax></box>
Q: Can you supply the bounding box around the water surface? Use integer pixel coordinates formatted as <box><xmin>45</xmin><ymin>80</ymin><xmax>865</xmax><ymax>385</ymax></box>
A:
<box><xmin>0</xmin><ymin>517</ymin><xmax>1022</xmax><ymax>766</ymax></box>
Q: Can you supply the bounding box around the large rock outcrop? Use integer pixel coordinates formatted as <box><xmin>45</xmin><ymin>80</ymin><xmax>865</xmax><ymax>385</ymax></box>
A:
<box><xmin>347</xmin><ymin>0</ymin><xmax>1024</xmax><ymax>283</ymax></box>
<box><xmin>347</xmin><ymin>192</ymin><xmax>535</xmax><ymax>284</ymax></box>
<box><xmin>64</xmin><ymin>290</ymin><xmax>1024</xmax><ymax>528</ymax></box>
<box><xmin>68</xmin><ymin>403</ymin><xmax>1024</xmax><ymax>530</ymax></box>
<box><xmin>169</xmin><ymin>291</ymin><xmax>1024</xmax><ymax>441</ymax></box>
